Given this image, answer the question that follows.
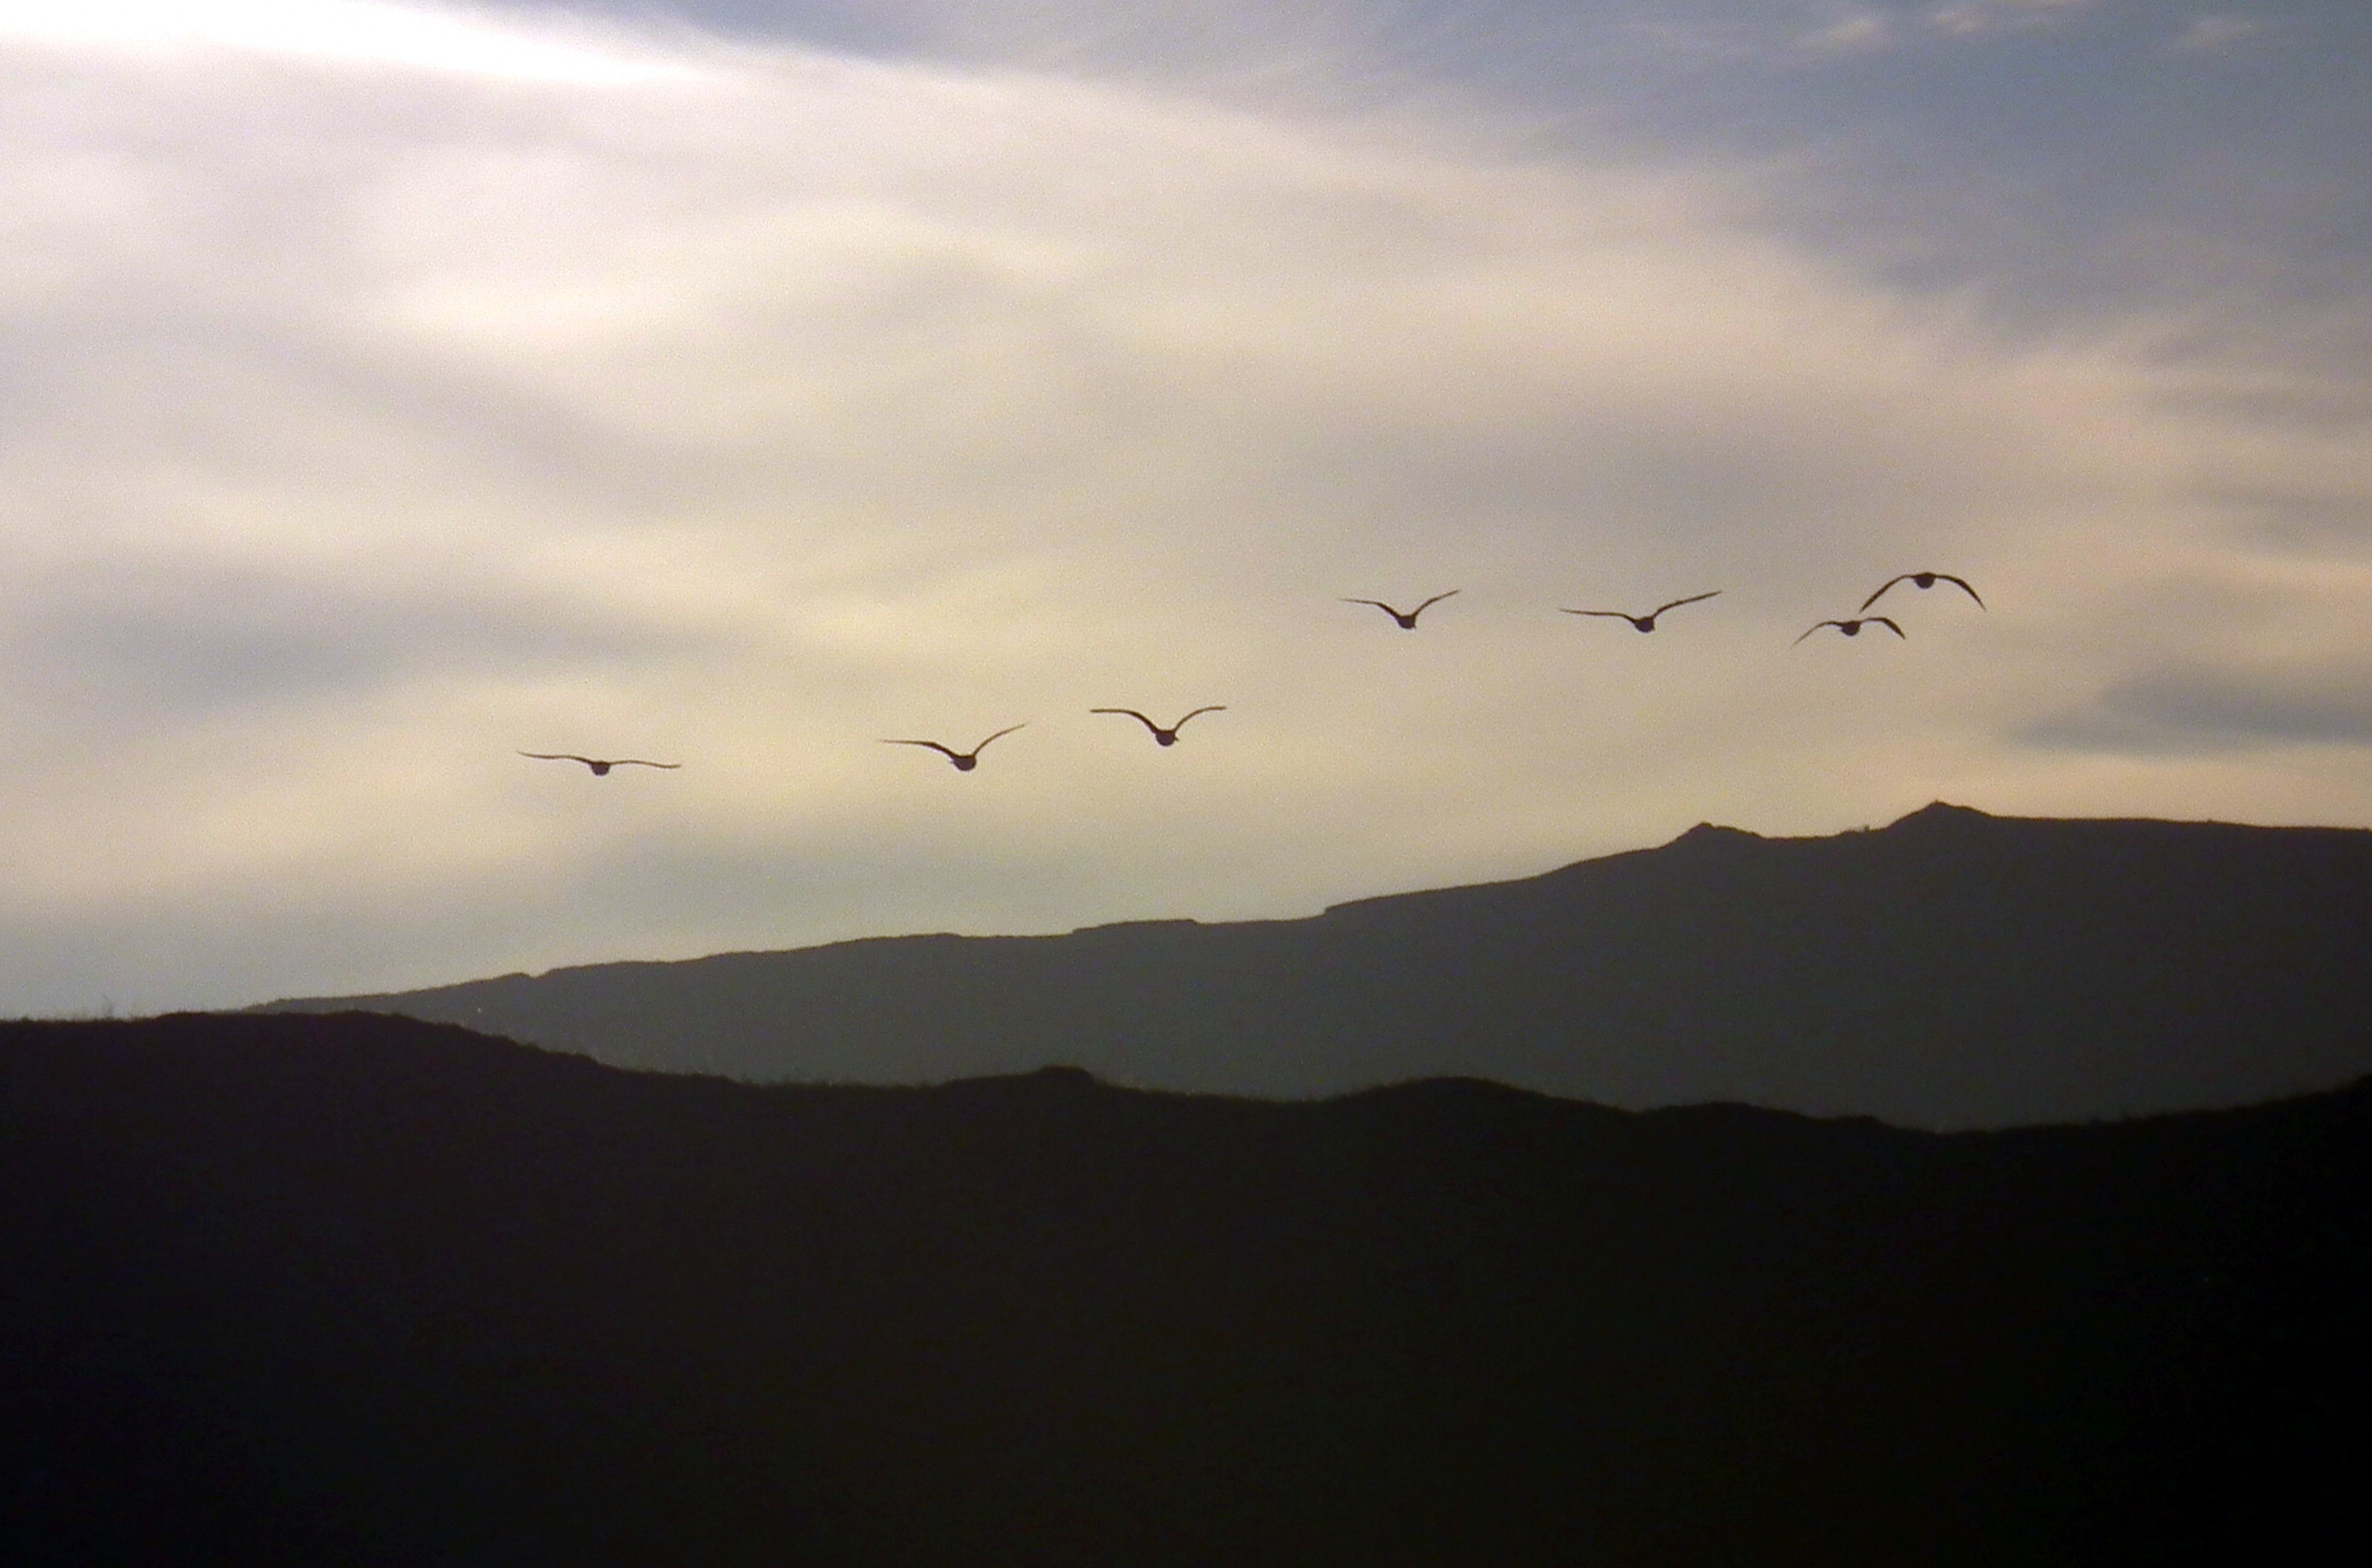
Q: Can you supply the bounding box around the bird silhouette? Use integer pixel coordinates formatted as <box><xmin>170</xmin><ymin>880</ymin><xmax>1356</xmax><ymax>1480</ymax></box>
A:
<box><xmin>1091</xmin><ymin>706</ymin><xmax>1226</xmax><ymax>746</ymax></box>
<box><xmin>1859</xmin><ymin>572</ymin><xmax>1984</xmax><ymax>612</ymax></box>
<box><xmin>520</xmin><ymin>752</ymin><xmax>680</xmax><ymax>776</ymax></box>
<box><xmin>880</xmin><ymin>725</ymin><xmax>1026</xmax><ymax>772</ymax></box>
<box><xmin>1792</xmin><ymin>616</ymin><xmax>1905</xmax><ymax>645</ymax></box>
<box><xmin>1560</xmin><ymin>590</ymin><xmax>1721</xmax><ymax>632</ymax></box>
<box><xmin>1342</xmin><ymin>590</ymin><xmax>1459</xmax><ymax>629</ymax></box>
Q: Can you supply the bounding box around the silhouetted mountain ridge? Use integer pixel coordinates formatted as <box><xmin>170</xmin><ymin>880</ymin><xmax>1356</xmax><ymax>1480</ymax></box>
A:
<box><xmin>4</xmin><ymin>1011</ymin><xmax>2365</xmax><ymax>1565</ymax></box>
<box><xmin>256</xmin><ymin>803</ymin><xmax>2372</xmax><ymax>1126</ymax></box>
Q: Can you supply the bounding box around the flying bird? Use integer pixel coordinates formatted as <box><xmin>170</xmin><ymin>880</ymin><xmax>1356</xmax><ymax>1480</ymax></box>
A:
<box><xmin>880</xmin><ymin>725</ymin><xmax>1027</xmax><ymax>772</ymax></box>
<box><xmin>1559</xmin><ymin>590</ymin><xmax>1721</xmax><ymax>632</ymax></box>
<box><xmin>1091</xmin><ymin>706</ymin><xmax>1226</xmax><ymax>746</ymax></box>
<box><xmin>1792</xmin><ymin>616</ymin><xmax>1905</xmax><ymax>646</ymax></box>
<box><xmin>1342</xmin><ymin>590</ymin><xmax>1459</xmax><ymax>629</ymax></box>
<box><xmin>519</xmin><ymin>752</ymin><xmax>680</xmax><ymax>775</ymax></box>
<box><xmin>1859</xmin><ymin>572</ymin><xmax>1984</xmax><ymax>613</ymax></box>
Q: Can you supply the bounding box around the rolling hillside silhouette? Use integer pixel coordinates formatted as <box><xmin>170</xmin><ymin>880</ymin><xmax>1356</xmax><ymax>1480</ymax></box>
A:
<box><xmin>258</xmin><ymin>804</ymin><xmax>2372</xmax><ymax>1126</ymax></box>
<box><xmin>3</xmin><ymin>1012</ymin><xmax>2364</xmax><ymax>1566</ymax></box>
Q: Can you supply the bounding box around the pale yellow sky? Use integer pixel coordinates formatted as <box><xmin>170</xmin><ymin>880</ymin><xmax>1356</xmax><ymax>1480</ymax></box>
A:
<box><xmin>1</xmin><ymin>1</ymin><xmax>2366</xmax><ymax>1014</ymax></box>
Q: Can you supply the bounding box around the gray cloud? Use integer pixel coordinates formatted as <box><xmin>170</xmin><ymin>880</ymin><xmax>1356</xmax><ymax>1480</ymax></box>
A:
<box><xmin>483</xmin><ymin>2</ymin><xmax>2372</xmax><ymax>338</ymax></box>
<box><xmin>0</xmin><ymin>2</ymin><xmax>2365</xmax><ymax>1017</ymax></box>
<box><xmin>2203</xmin><ymin>487</ymin><xmax>2372</xmax><ymax>550</ymax></box>
<box><xmin>2165</xmin><ymin>14</ymin><xmax>2273</xmax><ymax>54</ymax></box>
<box><xmin>2023</xmin><ymin>662</ymin><xmax>2372</xmax><ymax>754</ymax></box>
<box><xmin>2</xmin><ymin>559</ymin><xmax>707</xmax><ymax>720</ymax></box>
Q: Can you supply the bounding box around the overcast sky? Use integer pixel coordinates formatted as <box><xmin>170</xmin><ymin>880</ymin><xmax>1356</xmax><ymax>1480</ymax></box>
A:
<box><xmin>4</xmin><ymin>0</ymin><xmax>2367</xmax><ymax>1015</ymax></box>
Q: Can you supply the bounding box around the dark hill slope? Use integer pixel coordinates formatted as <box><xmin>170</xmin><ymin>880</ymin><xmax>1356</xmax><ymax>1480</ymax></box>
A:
<box><xmin>2</xmin><ymin>1012</ymin><xmax>2367</xmax><ymax>1566</ymax></box>
<box><xmin>257</xmin><ymin>804</ymin><xmax>2372</xmax><ymax>1126</ymax></box>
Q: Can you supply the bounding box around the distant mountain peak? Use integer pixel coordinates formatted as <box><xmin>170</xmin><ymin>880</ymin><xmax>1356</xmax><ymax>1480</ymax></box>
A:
<box><xmin>946</xmin><ymin>1064</ymin><xmax>1102</xmax><ymax>1094</ymax></box>
<box><xmin>1671</xmin><ymin>821</ymin><xmax>1762</xmax><ymax>845</ymax></box>
<box><xmin>1668</xmin><ymin>802</ymin><xmax>1995</xmax><ymax>851</ymax></box>
<box><xmin>1888</xmin><ymin>801</ymin><xmax>1995</xmax><ymax>828</ymax></box>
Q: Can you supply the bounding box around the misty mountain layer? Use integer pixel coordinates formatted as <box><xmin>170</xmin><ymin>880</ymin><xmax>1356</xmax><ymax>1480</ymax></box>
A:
<box><xmin>258</xmin><ymin>804</ymin><xmax>2372</xmax><ymax>1127</ymax></box>
<box><xmin>4</xmin><ymin>1012</ymin><xmax>2364</xmax><ymax>1566</ymax></box>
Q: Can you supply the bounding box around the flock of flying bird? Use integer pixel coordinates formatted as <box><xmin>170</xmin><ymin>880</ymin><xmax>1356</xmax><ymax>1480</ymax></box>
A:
<box><xmin>517</xmin><ymin>570</ymin><xmax>1984</xmax><ymax>776</ymax></box>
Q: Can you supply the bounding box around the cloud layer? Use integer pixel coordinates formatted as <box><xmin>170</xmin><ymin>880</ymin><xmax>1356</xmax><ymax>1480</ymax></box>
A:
<box><xmin>1</xmin><ymin>0</ymin><xmax>2366</xmax><ymax>1015</ymax></box>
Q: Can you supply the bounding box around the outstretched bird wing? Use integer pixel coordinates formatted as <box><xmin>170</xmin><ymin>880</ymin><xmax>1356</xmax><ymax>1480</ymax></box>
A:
<box><xmin>1559</xmin><ymin>608</ymin><xmax>1632</xmax><ymax>619</ymax></box>
<box><xmin>1091</xmin><ymin>708</ymin><xmax>1161</xmax><ymax>736</ymax></box>
<box><xmin>1869</xmin><ymin>615</ymin><xmax>1905</xmax><ymax>637</ymax></box>
<box><xmin>1857</xmin><ymin>575</ymin><xmax>1916</xmax><ymax>612</ymax></box>
<box><xmin>1858</xmin><ymin>574</ymin><xmax>1983</xmax><ymax>612</ymax></box>
<box><xmin>520</xmin><ymin>752</ymin><xmax>598</xmax><ymax>766</ymax></box>
<box><xmin>1790</xmin><ymin>621</ymin><xmax>1842</xmax><ymax>646</ymax></box>
<box><xmin>1170</xmin><ymin>705</ymin><xmax>1226</xmax><ymax>729</ymax></box>
<box><xmin>880</xmin><ymin>739</ymin><xmax>961</xmax><ymax>760</ymax></box>
<box><xmin>971</xmin><ymin>724</ymin><xmax>1027</xmax><ymax>753</ymax></box>
<box><xmin>1411</xmin><ymin>589</ymin><xmax>1461</xmax><ymax>617</ymax></box>
<box><xmin>1932</xmin><ymin>574</ymin><xmax>1984</xmax><ymax>608</ymax></box>
<box><xmin>1651</xmin><ymin>590</ymin><xmax>1721</xmax><ymax>617</ymax></box>
<box><xmin>606</xmin><ymin>759</ymin><xmax>681</xmax><ymax>769</ymax></box>
<box><xmin>1341</xmin><ymin>597</ymin><xmax>1404</xmax><ymax>617</ymax></box>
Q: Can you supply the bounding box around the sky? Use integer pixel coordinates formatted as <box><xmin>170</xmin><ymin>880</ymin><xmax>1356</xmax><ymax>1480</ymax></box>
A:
<box><xmin>3</xmin><ymin>0</ymin><xmax>2368</xmax><ymax>1015</ymax></box>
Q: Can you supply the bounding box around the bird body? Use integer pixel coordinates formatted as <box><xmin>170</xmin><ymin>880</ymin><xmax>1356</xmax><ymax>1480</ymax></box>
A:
<box><xmin>880</xmin><ymin>725</ymin><xmax>1027</xmax><ymax>772</ymax></box>
<box><xmin>1342</xmin><ymin>590</ymin><xmax>1459</xmax><ymax>630</ymax></box>
<box><xmin>1793</xmin><ymin>617</ymin><xmax>1904</xmax><ymax>645</ymax></box>
<box><xmin>520</xmin><ymin>752</ymin><xmax>680</xmax><ymax>775</ymax></box>
<box><xmin>1091</xmin><ymin>707</ymin><xmax>1225</xmax><ymax>746</ymax></box>
<box><xmin>1560</xmin><ymin>590</ymin><xmax>1721</xmax><ymax>632</ymax></box>
<box><xmin>1860</xmin><ymin>572</ymin><xmax>1983</xmax><ymax>612</ymax></box>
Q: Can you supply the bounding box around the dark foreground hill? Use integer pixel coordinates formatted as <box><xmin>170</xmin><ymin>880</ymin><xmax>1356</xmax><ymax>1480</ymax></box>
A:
<box><xmin>5</xmin><ymin>1012</ymin><xmax>2368</xmax><ymax>1566</ymax></box>
<box><xmin>259</xmin><ymin>803</ymin><xmax>2372</xmax><ymax>1127</ymax></box>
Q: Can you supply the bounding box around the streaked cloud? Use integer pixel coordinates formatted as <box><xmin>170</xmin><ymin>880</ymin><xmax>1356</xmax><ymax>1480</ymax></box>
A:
<box><xmin>2026</xmin><ymin>658</ymin><xmax>2372</xmax><ymax>754</ymax></box>
<box><xmin>2207</xmin><ymin>486</ymin><xmax>2372</xmax><ymax>551</ymax></box>
<box><xmin>2</xmin><ymin>555</ymin><xmax>704</xmax><ymax>720</ymax></box>
<box><xmin>2166</xmin><ymin>14</ymin><xmax>2271</xmax><ymax>55</ymax></box>
<box><xmin>1927</xmin><ymin>0</ymin><xmax>2097</xmax><ymax>36</ymax></box>
<box><xmin>0</xmin><ymin>0</ymin><xmax>2366</xmax><ymax>1016</ymax></box>
<box><xmin>1798</xmin><ymin>9</ymin><xmax>1896</xmax><ymax>55</ymax></box>
<box><xmin>0</xmin><ymin>0</ymin><xmax>696</xmax><ymax>81</ymax></box>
